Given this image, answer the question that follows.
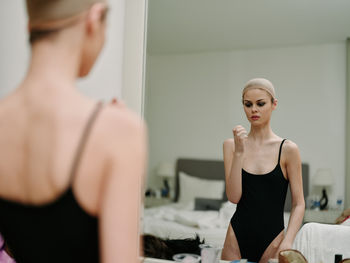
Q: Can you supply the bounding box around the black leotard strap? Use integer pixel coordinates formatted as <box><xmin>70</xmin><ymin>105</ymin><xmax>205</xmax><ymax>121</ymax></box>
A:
<box><xmin>69</xmin><ymin>101</ymin><xmax>104</xmax><ymax>185</ymax></box>
<box><xmin>278</xmin><ymin>139</ymin><xmax>287</xmax><ymax>164</ymax></box>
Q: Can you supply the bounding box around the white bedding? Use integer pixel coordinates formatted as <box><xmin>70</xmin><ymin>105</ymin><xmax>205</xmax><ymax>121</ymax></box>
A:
<box><xmin>142</xmin><ymin>201</ymin><xmax>234</xmax><ymax>246</ymax></box>
<box><xmin>144</xmin><ymin>202</ymin><xmax>350</xmax><ymax>262</ymax></box>
<box><xmin>293</xmin><ymin>222</ymin><xmax>350</xmax><ymax>263</ymax></box>
<box><xmin>143</xmin><ymin>201</ymin><xmax>291</xmax><ymax>248</ymax></box>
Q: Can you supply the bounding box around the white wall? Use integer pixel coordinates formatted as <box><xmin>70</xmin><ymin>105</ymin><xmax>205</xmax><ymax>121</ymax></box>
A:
<box><xmin>0</xmin><ymin>0</ymin><xmax>125</xmax><ymax>100</ymax></box>
<box><xmin>145</xmin><ymin>43</ymin><xmax>346</xmax><ymax>202</ymax></box>
<box><xmin>0</xmin><ymin>2</ymin><xmax>29</xmax><ymax>97</ymax></box>
<box><xmin>78</xmin><ymin>0</ymin><xmax>125</xmax><ymax>100</ymax></box>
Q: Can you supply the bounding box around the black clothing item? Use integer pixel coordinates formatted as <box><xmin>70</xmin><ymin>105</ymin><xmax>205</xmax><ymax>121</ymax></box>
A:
<box><xmin>0</xmin><ymin>102</ymin><xmax>103</xmax><ymax>263</ymax></box>
<box><xmin>230</xmin><ymin>139</ymin><xmax>289</xmax><ymax>262</ymax></box>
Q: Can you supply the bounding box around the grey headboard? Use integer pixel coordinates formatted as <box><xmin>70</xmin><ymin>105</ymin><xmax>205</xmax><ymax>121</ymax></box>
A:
<box><xmin>285</xmin><ymin>163</ymin><xmax>309</xmax><ymax>212</ymax></box>
<box><xmin>174</xmin><ymin>158</ymin><xmax>309</xmax><ymax>212</ymax></box>
<box><xmin>174</xmin><ymin>158</ymin><xmax>227</xmax><ymax>202</ymax></box>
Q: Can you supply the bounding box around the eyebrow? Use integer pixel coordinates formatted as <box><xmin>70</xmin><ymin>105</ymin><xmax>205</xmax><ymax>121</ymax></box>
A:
<box><xmin>243</xmin><ymin>99</ymin><xmax>266</xmax><ymax>102</ymax></box>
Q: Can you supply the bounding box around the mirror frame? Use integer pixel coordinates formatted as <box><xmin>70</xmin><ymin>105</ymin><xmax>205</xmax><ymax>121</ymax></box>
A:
<box><xmin>346</xmin><ymin>38</ymin><xmax>350</xmax><ymax>209</ymax></box>
<box><xmin>122</xmin><ymin>0</ymin><xmax>148</xmax><ymax>116</ymax></box>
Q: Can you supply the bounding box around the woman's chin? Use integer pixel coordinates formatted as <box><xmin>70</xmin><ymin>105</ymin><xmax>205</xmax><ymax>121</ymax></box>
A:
<box><xmin>249</xmin><ymin>120</ymin><xmax>268</xmax><ymax>127</ymax></box>
<box><xmin>78</xmin><ymin>71</ymin><xmax>89</xmax><ymax>78</ymax></box>
<box><xmin>78</xmin><ymin>67</ymin><xmax>92</xmax><ymax>78</ymax></box>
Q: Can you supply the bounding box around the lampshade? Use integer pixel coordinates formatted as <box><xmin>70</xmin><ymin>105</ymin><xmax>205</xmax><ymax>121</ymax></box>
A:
<box><xmin>313</xmin><ymin>168</ymin><xmax>333</xmax><ymax>186</ymax></box>
<box><xmin>156</xmin><ymin>162</ymin><xmax>174</xmax><ymax>177</ymax></box>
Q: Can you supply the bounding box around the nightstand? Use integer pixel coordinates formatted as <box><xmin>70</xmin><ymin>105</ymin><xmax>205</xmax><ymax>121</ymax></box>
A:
<box><xmin>303</xmin><ymin>209</ymin><xmax>341</xmax><ymax>224</ymax></box>
<box><xmin>144</xmin><ymin>197</ymin><xmax>172</xmax><ymax>208</ymax></box>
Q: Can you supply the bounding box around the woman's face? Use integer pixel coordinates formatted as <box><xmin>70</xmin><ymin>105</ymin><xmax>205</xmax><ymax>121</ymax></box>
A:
<box><xmin>242</xmin><ymin>87</ymin><xmax>277</xmax><ymax>126</ymax></box>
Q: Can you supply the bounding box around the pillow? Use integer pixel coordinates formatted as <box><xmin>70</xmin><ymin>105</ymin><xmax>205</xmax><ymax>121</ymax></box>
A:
<box><xmin>194</xmin><ymin>198</ymin><xmax>223</xmax><ymax>211</ymax></box>
<box><xmin>178</xmin><ymin>171</ymin><xmax>225</xmax><ymax>204</ymax></box>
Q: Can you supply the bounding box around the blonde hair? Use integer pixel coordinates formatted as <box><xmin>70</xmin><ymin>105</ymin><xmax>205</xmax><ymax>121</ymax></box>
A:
<box><xmin>242</xmin><ymin>78</ymin><xmax>276</xmax><ymax>102</ymax></box>
<box><xmin>26</xmin><ymin>0</ymin><xmax>108</xmax><ymax>43</ymax></box>
<box><xmin>26</xmin><ymin>0</ymin><xmax>107</xmax><ymax>28</ymax></box>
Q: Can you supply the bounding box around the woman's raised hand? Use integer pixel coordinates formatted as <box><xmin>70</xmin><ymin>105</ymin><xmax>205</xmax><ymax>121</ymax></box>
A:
<box><xmin>232</xmin><ymin>125</ymin><xmax>248</xmax><ymax>154</ymax></box>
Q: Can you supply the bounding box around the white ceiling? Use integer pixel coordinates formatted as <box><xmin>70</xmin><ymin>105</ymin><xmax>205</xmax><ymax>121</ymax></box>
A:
<box><xmin>147</xmin><ymin>0</ymin><xmax>350</xmax><ymax>54</ymax></box>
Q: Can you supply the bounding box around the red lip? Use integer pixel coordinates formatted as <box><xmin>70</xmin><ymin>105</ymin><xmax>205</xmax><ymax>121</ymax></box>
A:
<box><xmin>251</xmin><ymin>116</ymin><xmax>260</xmax><ymax>120</ymax></box>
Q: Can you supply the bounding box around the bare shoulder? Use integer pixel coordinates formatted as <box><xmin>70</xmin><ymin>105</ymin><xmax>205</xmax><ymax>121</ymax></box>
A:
<box><xmin>101</xmin><ymin>103</ymin><xmax>144</xmax><ymax>132</ymax></box>
<box><xmin>223</xmin><ymin>138</ymin><xmax>235</xmax><ymax>154</ymax></box>
<box><xmin>282</xmin><ymin>140</ymin><xmax>301</xmax><ymax>167</ymax></box>
<box><xmin>97</xmin><ymin>103</ymin><xmax>146</xmax><ymax>151</ymax></box>
<box><xmin>223</xmin><ymin>138</ymin><xmax>234</xmax><ymax>148</ymax></box>
<box><xmin>283</xmin><ymin>140</ymin><xmax>300</xmax><ymax>155</ymax></box>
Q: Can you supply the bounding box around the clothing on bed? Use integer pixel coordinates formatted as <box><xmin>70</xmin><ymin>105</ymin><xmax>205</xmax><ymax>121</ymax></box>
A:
<box><xmin>0</xmin><ymin>102</ymin><xmax>103</xmax><ymax>263</ymax></box>
<box><xmin>336</xmin><ymin>208</ymin><xmax>350</xmax><ymax>224</ymax></box>
<box><xmin>143</xmin><ymin>234</ymin><xmax>204</xmax><ymax>260</ymax></box>
<box><xmin>230</xmin><ymin>139</ymin><xmax>289</xmax><ymax>262</ymax></box>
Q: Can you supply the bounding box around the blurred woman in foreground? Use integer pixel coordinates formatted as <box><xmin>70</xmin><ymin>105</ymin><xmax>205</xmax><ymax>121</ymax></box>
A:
<box><xmin>0</xmin><ymin>1</ymin><xmax>147</xmax><ymax>262</ymax></box>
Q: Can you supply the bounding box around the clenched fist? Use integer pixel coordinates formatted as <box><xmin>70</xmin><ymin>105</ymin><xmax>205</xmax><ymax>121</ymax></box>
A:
<box><xmin>233</xmin><ymin>125</ymin><xmax>248</xmax><ymax>154</ymax></box>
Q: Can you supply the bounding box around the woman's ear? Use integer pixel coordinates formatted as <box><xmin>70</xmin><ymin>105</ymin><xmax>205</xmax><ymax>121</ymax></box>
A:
<box><xmin>272</xmin><ymin>99</ymin><xmax>278</xmax><ymax>110</ymax></box>
<box><xmin>85</xmin><ymin>3</ymin><xmax>107</xmax><ymax>35</ymax></box>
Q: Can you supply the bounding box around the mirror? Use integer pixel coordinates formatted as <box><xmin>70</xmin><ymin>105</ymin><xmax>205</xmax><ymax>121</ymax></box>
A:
<box><xmin>142</xmin><ymin>0</ymin><xmax>350</xmax><ymax>260</ymax></box>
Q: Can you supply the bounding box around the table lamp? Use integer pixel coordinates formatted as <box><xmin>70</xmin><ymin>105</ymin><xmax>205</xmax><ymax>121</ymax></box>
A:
<box><xmin>313</xmin><ymin>168</ymin><xmax>333</xmax><ymax>210</ymax></box>
<box><xmin>156</xmin><ymin>162</ymin><xmax>174</xmax><ymax>197</ymax></box>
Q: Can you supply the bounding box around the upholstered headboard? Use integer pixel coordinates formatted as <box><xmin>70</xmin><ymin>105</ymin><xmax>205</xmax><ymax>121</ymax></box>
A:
<box><xmin>174</xmin><ymin>158</ymin><xmax>309</xmax><ymax>212</ymax></box>
<box><xmin>174</xmin><ymin>158</ymin><xmax>227</xmax><ymax>202</ymax></box>
<box><xmin>285</xmin><ymin>163</ymin><xmax>309</xmax><ymax>212</ymax></box>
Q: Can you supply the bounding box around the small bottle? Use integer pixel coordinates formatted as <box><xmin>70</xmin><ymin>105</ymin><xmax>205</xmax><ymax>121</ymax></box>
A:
<box><xmin>334</xmin><ymin>254</ymin><xmax>343</xmax><ymax>263</ymax></box>
<box><xmin>314</xmin><ymin>200</ymin><xmax>320</xmax><ymax>211</ymax></box>
<box><xmin>336</xmin><ymin>197</ymin><xmax>344</xmax><ymax>211</ymax></box>
<box><xmin>306</xmin><ymin>195</ymin><xmax>313</xmax><ymax>209</ymax></box>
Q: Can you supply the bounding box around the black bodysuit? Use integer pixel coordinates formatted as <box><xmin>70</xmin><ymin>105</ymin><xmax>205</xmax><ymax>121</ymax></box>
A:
<box><xmin>230</xmin><ymin>139</ymin><xmax>289</xmax><ymax>262</ymax></box>
<box><xmin>0</xmin><ymin>102</ymin><xmax>103</xmax><ymax>263</ymax></box>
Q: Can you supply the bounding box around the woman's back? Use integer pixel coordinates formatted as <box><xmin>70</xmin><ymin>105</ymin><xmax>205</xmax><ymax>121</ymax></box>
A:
<box><xmin>0</xmin><ymin>87</ymin><xmax>146</xmax><ymax>262</ymax></box>
<box><xmin>0</xmin><ymin>89</ymin><xmax>105</xmax><ymax>210</ymax></box>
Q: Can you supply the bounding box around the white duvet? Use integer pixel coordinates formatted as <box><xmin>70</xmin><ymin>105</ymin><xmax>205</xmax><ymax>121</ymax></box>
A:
<box><xmin>143</xmin><ymin>201</ymin><xmax>236</xmax><ymax>230</ymax></box>
<box><xmin>143</xmin><ymin>201</ymin><xmax>291</xmax><ymax>247</ymax></box>
<box><xmin>143</xmin><ymin>202</ymin><xmax>350</xmax><ymax>261</ymax></box>
<box><xmin>293</xmin><ymin>222</ymin><xmax>350</xmax><ymax>263</ymax></box>
<box><xmin>142</xmin><ymin>201</ymin><xmax>236</xmax><ymax>246</ymax></box>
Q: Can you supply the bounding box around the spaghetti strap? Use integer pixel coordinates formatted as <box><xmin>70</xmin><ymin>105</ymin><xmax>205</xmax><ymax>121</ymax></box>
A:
<box><xmin>69</xmin><ymin>101</ymin><xmax>104</xmax><ymax>184</ymax></box>
<box><xmin>278</xmin><ymin>139</ymin><xmax>287</xmax><ymax>164</ymax></box>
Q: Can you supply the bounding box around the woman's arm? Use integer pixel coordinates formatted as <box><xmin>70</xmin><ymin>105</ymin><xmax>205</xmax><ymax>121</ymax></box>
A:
<box><xmin>278</xmin><ymin>141</ymin><xmax>305</xmax><ymax>252</ymax></box>
<box><xmin>99</xmin><ymin>109</ymin><xmax>147</xmax><ymax>263</ymax></box>
<box><xmin>223</xmin><ymin>125</ymin><xmax>247</xmax><ymax>204</ymax></box>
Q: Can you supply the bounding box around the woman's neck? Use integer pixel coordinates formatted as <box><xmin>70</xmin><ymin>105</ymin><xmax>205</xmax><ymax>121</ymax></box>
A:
<box><xmin>22</xmin><ymin>28</ymin><xmax>84</xmax><ymax>93</ymax></box>
<box><xmin>248</xmin><ymin>123</ymin><xmax>275</xmax><ymax>143</ymax></box>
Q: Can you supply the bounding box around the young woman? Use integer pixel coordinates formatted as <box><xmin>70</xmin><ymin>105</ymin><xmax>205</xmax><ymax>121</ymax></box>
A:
<box><xmin>0</xmin><ymin>1</ymin><xmax>146</xmax><ymax>262</ymax></box>
<box><xmin>221</xmin><ymin>78</ymin><xmax>305</xmax><ymax>263</ymax></box>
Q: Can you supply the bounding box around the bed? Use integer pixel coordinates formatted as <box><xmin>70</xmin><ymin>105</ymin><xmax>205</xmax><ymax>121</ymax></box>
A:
<box><xmin>143</xmin><ymin>158</ymin><xmax>310</xmax><ymax>248</ymax></box>
<box><xmin>293</xmin><ymin>222</ymin><xmax>350</xmax><ymax>262</ymax></box>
